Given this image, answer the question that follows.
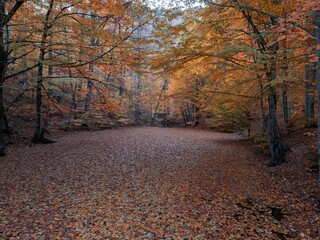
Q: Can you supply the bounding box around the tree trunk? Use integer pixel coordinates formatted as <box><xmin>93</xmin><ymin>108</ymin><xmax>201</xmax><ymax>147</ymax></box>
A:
<box><xmin>315</xmin><ymin>10</ymin><xmax>320</xmax><ymax>180</ymax></box>
<box><xmin>0</xmin><ymin>64</ymin><xmax>5</xmax><ymax>156</ymax></box>
<box><xmin>281</xmin><ymin>83</ymin><xmax>289</xmax><ymax>133</ymax></box>
<box><xmin>266</xmin><ymin>67</ymin><xmax>289</xmax><ymax>166</ymax></box>
<box><xmin>33</xmin><ymin>0</ymin><xmax>54</xmax><ymax>143</ymax></box>
<box><xmin>67</xmin><ymin>82</ymin><xmax>77</xmax><ymax>127</ymax></box>
<box><xmin>151</xmin><ymin>79</ymin><xmax>168</xmax><ymax>124</ymax></box>
<box><xmin>0</xmin><ymin>0</ymin><xmax>24</xmax><ymax>155</ymax></box>
<box><xmin>257</xmin><ymin>74</ymin><xmax>267</xmax><ymax>131</ymax></box>
<box><xmin>267</xmin><ymin>87</ymin><xmax>289</xmax><ymax>166</ymax></box>
<box><xmin>0</xmin><ymin>1</ymin><xmax>6</xmax><ymax>156</ymax></box>
<box><xmin>304</xmin><ymin>62</ymin><xmax>316</xmax><ymax>127</ymax></box>
<box><xmin>71</xmin><ymin>82</ymin><xmax>77</xmax><ymax>117</ymax></box>
<box><xmin>245</xmin><ymin>10</ymin><xmax>289</xmax><ymax>165</ymax></box>
<box><xmin>281</xmin><ymin>52</ymin><xmax>289</xmax><ymax>133</ymax></box>
<box><xmin>181</xmin><ymin>102</ymin><xmax>187</xmax><ymax>125</ymax></box>
<box><xmin>134</xmin><ymin>74</ymin><xmax>142</xmax><ymax>123</ymax></box>
<box><xmin>33</xmin><ymin>48</ymin><xmax>45</xmax><ymax>143</ymax></box>
<box><xmin>84</xmin><ymin>79</ymin><xmax>93</xmax><ymax>112</ymax></box>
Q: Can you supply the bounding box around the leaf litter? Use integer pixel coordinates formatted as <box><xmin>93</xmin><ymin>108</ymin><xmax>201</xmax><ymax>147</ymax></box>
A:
<box><xmin>0</xmin><ymin>127</ymin><xmax>319</xmax><ymax>239</ymax></box>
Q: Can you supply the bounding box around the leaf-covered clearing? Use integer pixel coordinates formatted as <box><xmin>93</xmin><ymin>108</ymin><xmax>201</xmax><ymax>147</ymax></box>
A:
<box><xmin>0</xmin><ymin>127</ymin><xmax>319</xmax><ymax>239</ymax></box>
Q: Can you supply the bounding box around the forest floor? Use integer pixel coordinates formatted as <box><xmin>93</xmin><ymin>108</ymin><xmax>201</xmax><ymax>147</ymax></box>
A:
<box><xmin>0</xmin><ymin>127</ymin><xmax>319</xmax><ymax>239</ymax></box>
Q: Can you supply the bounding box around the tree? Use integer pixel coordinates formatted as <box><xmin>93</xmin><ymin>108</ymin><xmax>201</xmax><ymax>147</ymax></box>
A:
<box><xmin>25</xmin><ymin>0</ymin><xmax>154</xmax><ymax>140</ymax></box>
<box><xmin>33</xmin><ymin>0</ymin><xmax>55</xmax><ymax>143</ymax></box>
<box><xmin>152</xmin><ymin>0</ymin><xmax>293</xmax><ymax>165</ymax></box>
<box><xmin>315</xmin><ymin>10</ymin><xmax>320</xmax><ymax>179</ymax></box>
<box><xmin>0</xmin><ymin>0</ymin><xmax>157</xmax><ymax>151</ymax></box>
<box><xmin>236</xmin><ymin>1</ymin><xmax>290</xmax><ymax>166</ymax></box>
<box><xmin>0</xmin><ymin>0</ymin><xmax>25</xmax><ymax>156</ymax></box>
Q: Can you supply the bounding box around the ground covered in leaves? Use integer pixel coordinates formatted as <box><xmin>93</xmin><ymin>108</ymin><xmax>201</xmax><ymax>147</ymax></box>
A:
<box><xmin>0</xmin><ymin>127</ymin><xmax>319</xmax><ymax>239</ymax></box>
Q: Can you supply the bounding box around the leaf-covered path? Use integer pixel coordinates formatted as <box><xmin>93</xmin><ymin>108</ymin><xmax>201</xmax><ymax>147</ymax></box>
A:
<box><xmin>0</xmin><ymin>127</ymin><xmax>319</xmax><ymax>239</ymax></box>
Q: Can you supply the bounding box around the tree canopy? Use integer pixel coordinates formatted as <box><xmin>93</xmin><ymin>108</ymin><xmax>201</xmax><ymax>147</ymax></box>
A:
<box><xmin>0</xmin><ymin>0</ymin><xmax>319</xmax><ymax>171</ymax></box>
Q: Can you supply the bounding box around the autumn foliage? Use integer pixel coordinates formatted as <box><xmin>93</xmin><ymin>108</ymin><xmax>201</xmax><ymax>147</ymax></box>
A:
<box><xmin>0</xmin><ymin>0</ymin><xmax>160</xmax><ymax>150</ymax></box>
<box><xmin>151</xmin><ymin>0</ymin><xmax>320</xmax><ymax>166</ymax></box>
<box><xmin>0</xmin><ymin>1</ymin><xmax>319</xmax><ymax>239</ymax></box>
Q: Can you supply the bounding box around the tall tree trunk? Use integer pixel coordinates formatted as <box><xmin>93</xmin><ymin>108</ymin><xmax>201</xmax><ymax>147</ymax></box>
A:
<box><xmin>266</xmin><ymin>60</ymin><xmax>289</xmax><ymax>166</ymax></box>
<box><xmin>281</xmin><ymin>84</ymin><xmax>289</xmax><ymax>133</ymax></box>
<box><xmin>0</xmin><ymin>0</ymin><xmax>24</xmax><ymax>155</ymax></box>
<box><xmin>84</xmin><ymin>16</ymin><xmax>98</xmax><ymax>113</ymax></box>
<box><xmin>304</xmin><ymin>62</ymin><xmax>316</xmax><ymax>126</ymax></box>
<box><xmin>281</xmin><ymin>52</ymin><xmax>289</xmax><ymax>133</ymax></box>
<box><xmin>33</xmin><ymin>50</ymin><xmax>44</xmax><ymax>142</ymax></box>
<box><xmin>33</xmin><ymin>0</ymin><xmax>54</xmax><ymax>143</ymax></box>
<box><xmin>0</xmin><ymin>62</ymin><xmax>5</xmax><ymax>156</ymax></box>
<box><xmin>84</xmin><ymin>79</ymin><xmax>93</xmax><ymax>112</ymax></box>
<box><xmin>0</xmin><ymin>1</ymin><xmax>6</xmax><ymax>155</ymax></box>
<box><xmin>315</xmin><ymin>10</ymin><xmax>320</xmax><ymax>180</ymax></box>
<box><xmin>151</xmin><ymin>79</ymin><xmax>168</xmax><ymax>124</ymax></box>
<box><xmin>67</xmin><ymin>82</ymin><xmax>77</xmax><ymax>127</ymax></box>
<box><xmin>181</xmin><ymin>101</ymin><xmax>187</xmax><ymax>125</ymax></box>
<box><xmin>257</xmin><ymin>74</ymin><xmax>267</xmax><ymax>131</ymax></box>
<box><xmin>47</xmin><ymin>40</ymin><xmax>54</xmax><ymax>115</ymax></box>
<box><xmin>71</xmin><ymin>82</ymin><xmax>77</xmax><ymax>118</ymax></box>
<box><xmin>267</xmin><ymin>85</ymin><xmax>289</xmax><ymax>166</ymax></box>
<box><xmin>134</xmin><ymin>74</ymin><xmax>142</xmax><ymax>123</ymax></box>
<box><xmin>242</xmin><ymin>9</ymin><xmax>288</xmax><ymax>165</ymax></box>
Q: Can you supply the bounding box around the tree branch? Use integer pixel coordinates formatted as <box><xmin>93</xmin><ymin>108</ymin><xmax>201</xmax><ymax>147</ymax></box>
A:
<box><xmin>4</xmin><ymin>0</ymin><xmax>24</xmax><ymax>25</ymax></box>
<box><xmin>205</xmin><ymin>0</ymin><xmax>316</xmax><ymax>37</ymax></box>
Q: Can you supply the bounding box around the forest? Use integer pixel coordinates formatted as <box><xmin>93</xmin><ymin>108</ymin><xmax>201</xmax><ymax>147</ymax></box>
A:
<box><xmin>0</xmin><ymin>0</ymin><xmax>320</xmax><ymax>239</ymax></box>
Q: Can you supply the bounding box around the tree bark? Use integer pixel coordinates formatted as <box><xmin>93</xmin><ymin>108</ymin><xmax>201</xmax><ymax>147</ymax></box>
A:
<box><xmin>281</xmin><ymin>51</ymin><xmax>289</xmax><ymax>133</ymax></box>
<box><xmin>84</xmin><ymin>79</ymin><xmax>93</xmax><ymax>112</ymax></box>
<box><xmin>0</xmin><ymin>64</ymin><xmax>5</xmax><ymax>156</ymax></box>
<box><xmin>0</xmin><ymin>1</ymin><xmax>6</xmax><ymax>155</ymax></box>
<box><xmin>0</xmin><ymin>1</ymin><xmax>24</xmax><ymax>155</ymax></box>
<box><xmin>266</xmin><ymin>84</ymin><xmax>289</xmax><ymax>166</ymax></box>
<box><xmin>151</xmin><ymin>79</ymin><xmax>168</xmax><ymax>124</ymax></box>
<box><xmin>304</xmin><ymin>62</ymin><xmax>316</xmax><ymax>127</ymax></box>
<box><xmin>134</xmin><ymin>74</ymin><xmax>142</xmax><ymax>123</ymax></box>
<box><xmin>33</xmin><ymin>0</ymin><xmax>54</xmax><ymax>143</ymax></box>
<box><xmin>67</xmin><ymin>82</ymin><xmax>77</xmax><ymax>128</ymax></box>
<box><xmin>257</xmin><ymin>74</ymin><xmax>267</xmax><ymax>131</ymax></box>
<box><xmin>281</xmin><ymin>84</ymin><xmax>289</xmax><ymax>133</ymax></box>
<box><xmin>265</xmin><ymin>44</ymin><xmax>289</xmax><ymax>166</ymax></box>
<box><xmin>242</xmin><ymin>9</ymin><xmax>288</xmax><ymax>165</ymax></box>
<box><xmin>315</xmin><ymin>10</ymin><xmax>320</xmax><ymax>180</ymax></box>
<box><xmin>33</xmin><ymin>49</ymin><xmax>44</xmax><ymax>142</ymax></box>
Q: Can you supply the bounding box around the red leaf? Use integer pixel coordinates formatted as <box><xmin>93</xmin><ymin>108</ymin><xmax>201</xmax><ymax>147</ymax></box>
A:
<box><xmin>266</xmin><ymin>41</ymin><xmax>277</xmax><ymax>47</ymax></box>
<box><xmin>308</xmin><ymin>54</ymin><xmax>318</xmax><ymax>63</ymax></box>
<box><xmin>305</xmin><ymin>46</ymin><xmax>314</xmax><ymax>53</ymax></box>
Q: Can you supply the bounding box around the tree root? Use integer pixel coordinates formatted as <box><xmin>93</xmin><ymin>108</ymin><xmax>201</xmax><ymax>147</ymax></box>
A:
<box><xmin>32</xmin><ymin>137</ymin><xmax>56</xmax><ymax>144</ymax></box>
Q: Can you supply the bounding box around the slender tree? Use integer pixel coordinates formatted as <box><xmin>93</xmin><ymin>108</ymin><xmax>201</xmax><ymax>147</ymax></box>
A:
<box><xmin>33</xmin><ymin>0</ymin><xmax>55</xmax><ymax>143</ymax></box>
<box><xmin>315</xmin><ymin>10</ymin><xmax>320</xmax><ymax>179</ymax></box>
<box><xmin>0</xmin><ymin>0</ymin><xmax>25</xmax><ymax>156</ymax></box>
